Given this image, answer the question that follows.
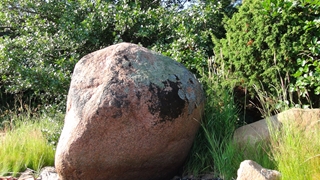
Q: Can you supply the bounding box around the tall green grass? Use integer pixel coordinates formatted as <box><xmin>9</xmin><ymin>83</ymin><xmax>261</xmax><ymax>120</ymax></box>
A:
<box><xmin>183</xmin><ymin>56</ymin><xmax>277</xmax><ymax>179</ymax></box>
<box><xmin>184</xmin><ymin>59</ymin><xmax>320</xmax><ymax>179</ymax></box>
<box><xmin>254</xmin><ymin>77</ymin><xmax>320</xmax><ymax>179</ymax></box>
<box><xmin>184</xmin><ymin>87</ymin><xmax>275</xmax><ymax>179</ymax></box>
<box><xmin>184</xmin><ymin>58</ymin><xmax>249</xmax><ymax>178</ymax></box>
<box><xmin>184</xmin><ymin>60</ymin><xmax>250</xmax><ymax>179</ymax></box>
<box><xmin>183</xmin><ymin>90</ymin><xmax>240</xmax><ymax>177</ymax></box>
<box><xmin>269</xmin><ymin>119</ymin><xmax>320</xmax><ymax>180</ymax></box>
<box><xmin>0</xmin><ymin>113</ymin><xmax>63</xmax><ymax>176</ymax></box>
<box><xmin>201</xmin><ymin>90</ymin><xmax>240</xmax><ymax>179</ymax></box>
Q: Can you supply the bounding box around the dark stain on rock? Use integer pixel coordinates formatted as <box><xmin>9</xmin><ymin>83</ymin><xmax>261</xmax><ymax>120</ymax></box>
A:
<box><xmin>123</xmin><ymin>55</ymin><xmax>129</xmax><ymax>61</ymax></box>
<box><xmin>148</xmin><ymin>80</ymin><xmax>186</xmax><ymax>123</ymax></box>
<box><xmin>136</xmin><ymin>91</ymin><xmax>142</xmax><ymax>100</ymax></box>
<box><xmin>189</xmin><ymin>78</ymin><xmax>194</xmax><ymax>84</ymax></box>
<box><xmin>99</xmin><ymin>73</ymin><xmax>130</xmax><ymax>118</ymax></box>
<box><xmin>71</xmin><ymin>89</ymin><xmax>88</xmax><ymax>119</ymax></box>
<box><xmin>118</xmin><ymin>55</ymin><xmax>134</xmax><ymax>71</ymax></box>
<box><xmin>111</xmin><ymin>110</ymin><xmax>123</xmax><ymax>119</ymax></box>
<box><xmin>111</xmin><ymin>98</ymin><xmax>122</xmax><ymax>108</ymax></box>
<box><xmin>173</xmin><ymin>74</ymin><xmax>180</xmax><ymax>81</ymax></box>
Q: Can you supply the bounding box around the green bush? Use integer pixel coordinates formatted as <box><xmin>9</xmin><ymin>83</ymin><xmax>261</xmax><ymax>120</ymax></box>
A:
<box><xmin>0</xmin><ymin>0</ymin><xmax>233</xmax><ymax>112</ymax></box>
<box><xmin>152</xmin><ymin>0</ymin><xmax>233</xmax><ymax>76</ymax></box>
<box><xmin>213</xmin><ymin>0</ymin><xmax>320</xmax><ymax>107</ymax></box>
<box><xmin>291</xmin><ymin>18</ymin><xmax>320</xmax><ymax>105</ymax></box>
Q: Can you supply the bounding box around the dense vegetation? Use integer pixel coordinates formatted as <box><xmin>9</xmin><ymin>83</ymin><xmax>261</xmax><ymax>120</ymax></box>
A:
<box><xmin>0</xmin><ymin>0</ymin><xmax>232</xmax><ymax>112</ymax></box>
<box><xmin>1</xmin><ymin>0</ymin><xmax>320</xmax><ymax>179</ymax></box>
<box><xmin>213</xmin><ymin>0</ymin><xmax>320</xmax><ymax>109</ymax></box>
<box><xmin>1</xmin><ymin>0</ymin><xmax>319</xmax><ymax>115</ymax></box>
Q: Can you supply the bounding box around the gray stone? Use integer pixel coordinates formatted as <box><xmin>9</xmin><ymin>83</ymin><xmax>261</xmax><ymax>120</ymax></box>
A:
<box><xmin>233</xmin><ymin>108</ymin><xmax>320</xmax><ymax>147</ymax></box>
<box><xmin>236</xmin><ymin>160</ymin><xmax>281</xmax><ymax>180</ymax></box>
<box><xmin>36</xmin><ymin>167</ymin><xmax>59</xmax><ymax>180</ymax></box>
<box><xmin>18</xmin><ymin>168</ymin><xmax>35</xmax><ymax>180</ymax></box>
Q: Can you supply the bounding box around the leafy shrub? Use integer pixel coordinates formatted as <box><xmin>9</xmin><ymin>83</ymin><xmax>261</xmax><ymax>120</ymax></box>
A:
<box><xmin>0</xmin><ymin>0</ymin><xmax>233</xmax><ymax>111</ymax></box>
<box><xmin>291</xmin><ymin>18</ymin><xmax>320</xmax><ymax>105</ymax></box>
<box><xmin>152</xmin><ymin>1</ymin><xmax>233</xmax><ymax>76</ymax></box>
<box><xmin>213</xmin><ymin>0</ymin><xmax>320</xmax><ymax>107</ymax></box>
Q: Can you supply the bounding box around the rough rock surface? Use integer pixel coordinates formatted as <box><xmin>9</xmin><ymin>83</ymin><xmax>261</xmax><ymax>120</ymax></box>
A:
<box><xmin>55</xmin><ymin>43</ymin><xmax>205</xmax><ymax>180</ymax></box>
<box><xmin>233</xmin><ymin>117</ymin><xmax>281</xmax><ymax>147</ymax></box>
<box><xmin>18</xmin><ymin>168</ymin><xmax>35</xmax><ymax>180</ymax></box>
<box><xmin>36</xmin><ymin>167</ymin><xmax>59</xmax><ymax>180</ymax></box>
<box><xmin>233</xmin><ymin>108</ymin><xmax>320</xmax><ymax>146</ymax></box>
<box><xmin>236</xmin><ymin>160</ymin><xmax>281</xmax><ymax>180</ymax></box>
<box><xmin>275</xmin><ymin>108</ymin><xmax>320</xmax><ymax>129</ymax></box>
<box><xmin>0</xmin><ymin>177</ymin><xmax>17</xmax><ymax>180</ymax></box>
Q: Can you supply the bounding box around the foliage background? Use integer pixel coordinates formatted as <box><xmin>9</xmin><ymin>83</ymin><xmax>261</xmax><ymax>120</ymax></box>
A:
<box><xmin>213</xmin><ymin>0</ymin><xmax>320</xmax><ymax>109</ymax></box>
<box><xmin>1</xmin><ymin>0</ymin><xmax>320</xmax><ymax>178</ymax></box>
<box><xmin>0</xmin><ymin>0</ymin><xmax>233</xmax><ymax>112</ymax></box>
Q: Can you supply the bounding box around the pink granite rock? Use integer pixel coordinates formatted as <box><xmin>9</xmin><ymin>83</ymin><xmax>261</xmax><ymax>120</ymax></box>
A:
<box><xmin>55</xmin><ymin>43</ymin><xmax>205</xmax><ymax>180</ymax></box>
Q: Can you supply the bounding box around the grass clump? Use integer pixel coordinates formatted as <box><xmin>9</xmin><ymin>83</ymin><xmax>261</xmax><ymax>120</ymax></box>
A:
<box><xmin>183</xmin><ymin>88</ymin><xmax>238</xmax><ymax>177</ymax></box>
<box><xmin>184</xmin><ymin>59</ymin><xmax>320</xmax><ymax>179</ymax></box>
<box><xmin>184</xmin><ymin>88</ymin><xmax>275</xmax><ymax>179</ymax></box>
<box><xmin>254</xmin><ymin>77</ymin><xmax>320</xmax><ymax>179</ymax></box>
<box><xmin>270</xmin><ymin>120</ymin><xmax>320</xmax><ymax>180</ymax></box>
<box><xmin>0</xmin><ymin>113</ymin><xmax>63</xmax><ymax>177</ymax></box>
<box><xmin>184</xmin><ymin>59</ymin><xmax>251</xmax><ymax>179</ymax></box>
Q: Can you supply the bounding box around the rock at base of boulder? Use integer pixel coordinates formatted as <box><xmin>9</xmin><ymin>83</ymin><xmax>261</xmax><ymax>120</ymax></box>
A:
<box><xmin>37</xmin><ymin>167</ymin><xmax>59</xmax><ymax>180</ymax></box>
<box><xmin>17</xmin><ymin>168</ymin><xmax>36</xmax><ymax>180</ymax></box>
<box><xmin>236</xmin><ymin>160</ymin><xmax>281</xmax><ymax>180</ymax></box>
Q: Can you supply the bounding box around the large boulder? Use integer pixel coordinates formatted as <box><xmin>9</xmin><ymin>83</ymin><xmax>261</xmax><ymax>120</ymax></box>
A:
<box><xmin>55</xmin><ymin>43</ymin><xmax>205</xmax><ymax>180</ymax></box>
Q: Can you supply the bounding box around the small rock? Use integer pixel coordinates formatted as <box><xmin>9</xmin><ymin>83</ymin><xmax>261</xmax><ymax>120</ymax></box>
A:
<box><xmin>171</xmin><ymin>176</ymin><xmax>182</xmax><ymax>180</ymax></box>
<box><xmin>36</xmin><ymin>167</ymin><xmax>59</xmax><ymax>180</ymax></box>
<box><xmin>233</xmin><ymin>116</ymin><xmax>281</xmax><ymax>147</ymax></box>
<box><xmin>18</xmin><ymin>168</ymin><xmax>35</xmax><ymax>180</ymax></box>
<box><xmin>201</xmin><ymin>173</ymin><xmax>215</xmax><ymax>179</ymax></box>
<box><xmin>236</xmin><ymin>160</ymin><xmax>281</xmax><ymax>180</ymax></box>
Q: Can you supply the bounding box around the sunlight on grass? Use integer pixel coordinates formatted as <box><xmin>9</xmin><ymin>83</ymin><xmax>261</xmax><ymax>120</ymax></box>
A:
<box><xmin>0</xmin><ymin>119</ymin><xmax>57</xmax><ymax>176</ymax></box>
<box><xmin>218</xmin><ymin>140</ymin><xmax>276</xmax><ymax>180</ymax></box>
<box><xmin>184</xmin><ymin>66</ymin><xmax>320</xmax><ymax>179</ymax></box>
<box><xmin>270</xmin><ymin>121</ymin><xmax>320</xmax><ymax>180</ymax></box>
<box><xmin>184</xmin><ymin>88</ymin><xmax>243</xmax><ymax>179</ymax></box>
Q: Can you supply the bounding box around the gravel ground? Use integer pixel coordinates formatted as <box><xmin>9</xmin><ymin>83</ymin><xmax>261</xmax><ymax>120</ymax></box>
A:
<box><xmin>171</xmin><ymin>173</ymin><xmax>224</xmax><ymax>180</ymax></box>
<box><xmin>1</xmin><ymin>168</ymin><xmax>224</xmax><ymax>180</ymax></box>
